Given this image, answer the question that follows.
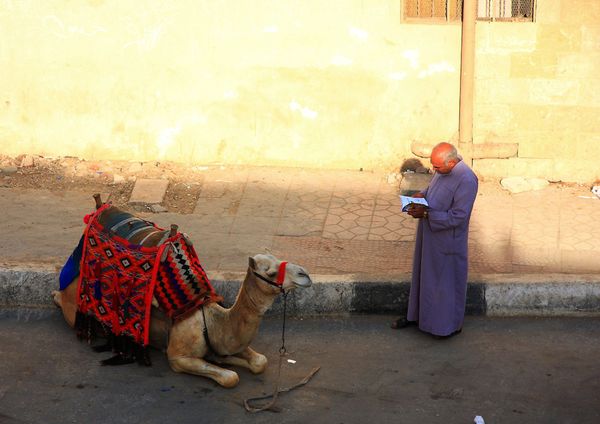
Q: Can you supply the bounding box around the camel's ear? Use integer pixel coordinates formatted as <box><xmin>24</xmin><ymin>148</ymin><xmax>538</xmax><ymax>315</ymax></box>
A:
<box><xmin>248</xmin><ymin>256</ymin><xmax>257</xmax><ymax>270</ymax></box>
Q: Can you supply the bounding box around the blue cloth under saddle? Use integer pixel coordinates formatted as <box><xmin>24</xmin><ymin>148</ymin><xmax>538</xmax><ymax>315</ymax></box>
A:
<box><xmin>59</xmin><ymin>235</ymin><xmax>84</xmax><ymax>290</ymax></box>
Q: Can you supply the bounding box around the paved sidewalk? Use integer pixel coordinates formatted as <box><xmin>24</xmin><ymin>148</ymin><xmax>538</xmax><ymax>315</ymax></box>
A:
<box><xmin>1</xmin><ymin>166</ymin><xmax>600</xmax><ymax>314</ymax></box>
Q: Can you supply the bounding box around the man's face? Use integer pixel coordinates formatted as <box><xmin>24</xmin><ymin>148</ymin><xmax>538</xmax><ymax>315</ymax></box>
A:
<box><xmin>430</xmin><ymin>155</ymin><xmax>457</xmax><ymax>174</ymax></box>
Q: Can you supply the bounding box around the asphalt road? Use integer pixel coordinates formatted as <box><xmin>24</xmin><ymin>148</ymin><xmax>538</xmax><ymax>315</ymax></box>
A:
<box><xmin>1</xmin><ymin>310</ymin><xmax>599</xmax><ymax>424</ymax></box>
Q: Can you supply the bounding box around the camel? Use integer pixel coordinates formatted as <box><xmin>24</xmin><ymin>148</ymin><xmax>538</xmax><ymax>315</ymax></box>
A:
<box><xmin>52</xmin><ymin>197</ymin><xmax>312</xmax><ymax>388</ymax></box>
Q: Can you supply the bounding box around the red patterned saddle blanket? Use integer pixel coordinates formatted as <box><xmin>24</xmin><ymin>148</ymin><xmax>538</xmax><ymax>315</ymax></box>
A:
<box><xmin>77</xmin><ymin>204</ymin><xmax>221</xmax><ymax>350</ymax></box>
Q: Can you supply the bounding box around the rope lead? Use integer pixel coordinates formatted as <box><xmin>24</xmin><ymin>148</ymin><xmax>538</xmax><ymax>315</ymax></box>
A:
<box><xmin>244</xmin><ymin>292</ymin><xmax>319</xmax><ymax>413</ymax></box>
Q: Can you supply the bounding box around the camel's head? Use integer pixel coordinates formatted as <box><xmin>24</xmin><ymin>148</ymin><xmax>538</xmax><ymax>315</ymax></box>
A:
<box><xmin>249</xmin><ymin>254</ymin><xmax>312</xmax><ymax>292</ymax></box>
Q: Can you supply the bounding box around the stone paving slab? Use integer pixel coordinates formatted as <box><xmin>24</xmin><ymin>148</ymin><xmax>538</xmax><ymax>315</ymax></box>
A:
<box><xmin>129</xmin><ymin>178</ymin><xmax>169</xmax><ymax>204</ymax></box>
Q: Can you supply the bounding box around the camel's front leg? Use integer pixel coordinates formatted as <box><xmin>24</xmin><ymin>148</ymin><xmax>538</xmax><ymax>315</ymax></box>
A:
<box><xmin>168</xmin><ymin>355</ymin><xmax>240</xmax><ymax>388</ymax></box>
<box><xmin>209</xmin><ymin>347</ymin><xmax>268</xmax><ymax>374</ymax></box>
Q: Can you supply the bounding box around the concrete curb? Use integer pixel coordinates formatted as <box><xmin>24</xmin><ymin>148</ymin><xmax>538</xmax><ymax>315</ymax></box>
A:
<box><xmin>1</xmin><ymin>267</ymin><xmax>600</xmax><ymax>316</ymax></box>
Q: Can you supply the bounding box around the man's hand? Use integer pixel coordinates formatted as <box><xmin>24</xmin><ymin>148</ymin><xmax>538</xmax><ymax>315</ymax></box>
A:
<box><xmin>406</xmin><ymin>192</ymin><xmax>427</xmax><ymax>219</ymax></box>
<box><xmin>407</xmin><ymin>205</ymin><xmax>427</xmax><ymax>219</ymax></box>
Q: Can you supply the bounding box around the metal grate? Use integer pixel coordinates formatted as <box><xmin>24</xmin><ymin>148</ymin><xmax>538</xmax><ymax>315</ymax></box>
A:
<box><xmin>404</xmin><ymin>0</ymin><xmax>463</xmax><ymax>21</ymax></box>
<box><xmin>403</xmin><ymin>0</ymin><xmax>535</xmax><ymax>22</ymax></box>
<box><xmin>477</xmin><ymin>0</ymin><xmax>535</xmax><ymax>20</ymax></box>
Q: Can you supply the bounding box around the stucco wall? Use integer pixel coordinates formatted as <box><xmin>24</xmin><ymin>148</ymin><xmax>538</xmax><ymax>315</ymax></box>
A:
<box><xmin>0</xmin><ymin>0</ymin><xmax>461</xmax><ymax>169</ymax></box>
<box><xmin>0</xmin><ymin>0</ymin><xmax>599</xmax><ymax>182</ymax></box>
<box><xmin>473</xmin><ymin>0</ymin><xmax>600</xmax><ymax>182</ymax></box>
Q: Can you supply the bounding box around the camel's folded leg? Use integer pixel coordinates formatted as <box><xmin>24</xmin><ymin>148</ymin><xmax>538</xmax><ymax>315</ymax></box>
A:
<box><xmin>168</xmin><ymin>355</ymin><xmax>240</xmax><ymax>388</ymax></box>
<box><xmin>51</xmin><ymin>290</ymin><xmax>62</xmax><ymax>308</ymax></box>
<box><xmin>51</xmin><ymin>282</ymin><xmax>78</xmax><ymax>328</ymax></box>
<box><xmin>209</xmin><ymin>347</ymin><xmax>268</xmax><ymax>375</ymax></box>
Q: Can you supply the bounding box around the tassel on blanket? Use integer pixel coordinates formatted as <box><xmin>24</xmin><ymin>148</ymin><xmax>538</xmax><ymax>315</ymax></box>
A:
<box><xmin>75</xmin><ymin>311</ymin><xmax>152</xmax><ymax>366</ymax></box>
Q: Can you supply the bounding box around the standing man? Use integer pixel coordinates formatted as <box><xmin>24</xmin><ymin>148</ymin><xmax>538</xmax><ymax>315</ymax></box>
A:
<box><xmin>392</xmin><ymin>142</ymin><xmax>478</xmax><ymax>338</ymax></box>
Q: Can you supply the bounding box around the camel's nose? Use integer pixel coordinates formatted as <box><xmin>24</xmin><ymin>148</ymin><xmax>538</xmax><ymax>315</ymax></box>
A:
<box><xmin>294</xmin><ymin>270</ymin><xmax>312</xmax><ymax>288</ymax></box>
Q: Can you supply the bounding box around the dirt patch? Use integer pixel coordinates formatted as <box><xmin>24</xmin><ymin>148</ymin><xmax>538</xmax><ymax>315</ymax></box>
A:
<box><xmin>163</xmin><ymin>182</ymin><xmax>203</xmax><ymax>214</ymax></box>
<box><xmin>0</xmin><ymin>167</ymin><xmax>134</xmax><ymax>207</ymax></box>
<box><xmin>0</xmin><ymin>154</ymin><xmax>207</xmax><ymax>214</ymax></box>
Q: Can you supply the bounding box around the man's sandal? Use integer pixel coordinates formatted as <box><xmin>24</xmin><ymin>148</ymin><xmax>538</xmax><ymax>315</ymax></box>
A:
<box><xmin>390</xmin><ymin>317</ymin><xmax>416</xmax><ymax>329</ymax></box>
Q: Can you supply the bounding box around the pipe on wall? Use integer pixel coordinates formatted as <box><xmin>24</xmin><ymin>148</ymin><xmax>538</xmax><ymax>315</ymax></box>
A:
<box><xmin>458</xmin><ymin>0</ymin><xmax>477</xmax><ymax>165</ymax></box>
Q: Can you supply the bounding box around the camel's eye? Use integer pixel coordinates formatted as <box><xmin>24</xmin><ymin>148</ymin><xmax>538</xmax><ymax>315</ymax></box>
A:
<box><xmin>259</xmin><ymin>264</ymin><xmax>275</xmax><ymax>278</ymax></box>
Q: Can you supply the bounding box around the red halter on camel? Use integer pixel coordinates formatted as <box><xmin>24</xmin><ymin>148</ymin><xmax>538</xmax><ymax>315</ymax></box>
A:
<box><xmin>252</xmin><ymin>261</ymin><xmax>288</xmax><ymax>292</ymax></box>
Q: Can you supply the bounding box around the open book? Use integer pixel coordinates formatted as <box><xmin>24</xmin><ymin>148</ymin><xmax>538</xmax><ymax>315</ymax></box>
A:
<box><xmin>399</xmin><ymin>195</ymin><xmax>429</xmax><ymax>212</ymax></box>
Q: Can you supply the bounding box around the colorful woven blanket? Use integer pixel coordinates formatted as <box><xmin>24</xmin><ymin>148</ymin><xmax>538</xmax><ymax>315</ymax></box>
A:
<box><xmin>76</xmin><ymin>204</ymin><xmax>220</xmax><ymax>360</ymax></box>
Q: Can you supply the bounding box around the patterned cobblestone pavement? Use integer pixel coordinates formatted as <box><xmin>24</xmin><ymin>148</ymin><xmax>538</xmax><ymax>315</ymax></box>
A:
<box><xmin>1</xmin><ymin>166</ymin><xmax>600</xmax><ymax>277</ymax></box>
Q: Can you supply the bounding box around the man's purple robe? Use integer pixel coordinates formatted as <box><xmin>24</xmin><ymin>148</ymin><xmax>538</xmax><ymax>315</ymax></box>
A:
<box><xmin>407</xmin><ymin>160</ymin><xmax>478</xmax><ymax>336</ymax></box>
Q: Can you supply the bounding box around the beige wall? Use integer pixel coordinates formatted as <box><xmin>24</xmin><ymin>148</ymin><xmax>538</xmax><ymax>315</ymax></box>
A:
<box><xmin>0</xmin><ymin>0</ymin><xmax>599</xmax><ymax>182</ymax></box>
<box><xmin>473</xmin><ymin>0</ymin><xmax>600</xmax><ymax>182</ymax></box>
<box><xmin>0</xmin><ymin>0</ymin><xmax>462</xmax><ymax>169</ymax></box>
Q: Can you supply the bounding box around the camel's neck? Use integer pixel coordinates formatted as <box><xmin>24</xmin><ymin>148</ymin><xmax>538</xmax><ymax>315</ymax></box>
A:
<box><xmin>221</xmin><ymin>269</ymin><xmax>279</xmax><ymax>349</ymax></box>
<box><xmin>230</xmin><ymin>270</ymin><xmax>278</xmax><ymax>318</ymax></box>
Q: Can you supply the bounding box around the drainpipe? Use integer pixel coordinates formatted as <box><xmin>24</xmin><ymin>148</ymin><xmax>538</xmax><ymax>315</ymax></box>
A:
<box><xmin>411</xmin><ymin>0</ymin><xmax>519</xmax><ymax>164</ymax></box>
<box><xmin>458</xmin><ymin>0</ymin><xmax>477</xmax><ymax>166</ymax></box>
